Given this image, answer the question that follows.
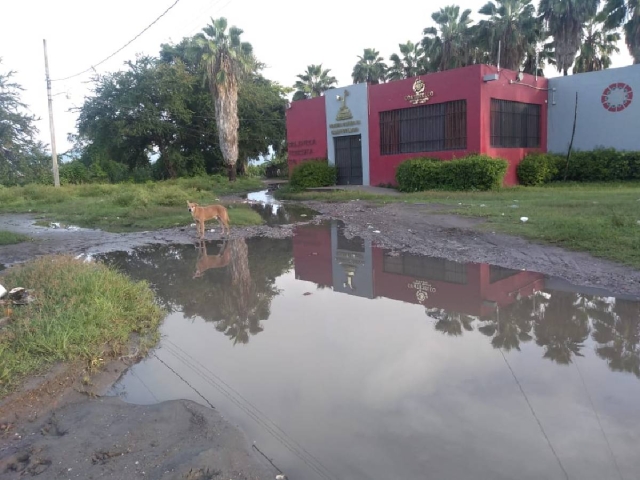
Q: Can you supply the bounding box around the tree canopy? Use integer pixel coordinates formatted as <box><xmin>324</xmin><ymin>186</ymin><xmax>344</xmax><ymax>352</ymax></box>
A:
<box><xmin>73</xmin><ymin>26</ymin><xmax>287</xmax><ymax>181</ymax></box>
<box><xmin>308</xmin><ymin>0</ymin><xmax>632</xmax><ymax>90</ymax></box>
<box><xmin>0</xmin><ymin>59</ymin><xmax>51</xmax><ymax>186</ymax></box>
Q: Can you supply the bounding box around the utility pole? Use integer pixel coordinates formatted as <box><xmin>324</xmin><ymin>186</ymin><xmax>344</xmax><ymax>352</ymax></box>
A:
<box><xmin>43</xmin><ymin>39</ymin><xmax>60</xmax><ymax>187</ymax></box>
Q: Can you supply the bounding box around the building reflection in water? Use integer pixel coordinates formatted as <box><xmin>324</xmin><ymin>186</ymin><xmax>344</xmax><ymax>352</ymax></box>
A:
<box><xmin>293</xmin><ymin>221</ymin><xmax>640</xmax><ymax>376</ymax></box>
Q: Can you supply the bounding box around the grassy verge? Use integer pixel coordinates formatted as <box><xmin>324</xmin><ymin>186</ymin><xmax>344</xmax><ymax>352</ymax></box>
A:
<box><xmin>0</xmin><ymin>231</ymin><xmax>30</xmax><ymax>246</ymax></box>
<box><xmin>277</xmin><ymin>182</ymin><xmax>640</xmax><ymax>268</ymax></box>
<box><xmin>0</xmin><ymin>256</ymin><xmax>164</xmax><ymax>398</ymax></box>
<box><xmin>0</xmin><ymin>175</ymin><xmax>264</xmax><ymax>232</ymax></box>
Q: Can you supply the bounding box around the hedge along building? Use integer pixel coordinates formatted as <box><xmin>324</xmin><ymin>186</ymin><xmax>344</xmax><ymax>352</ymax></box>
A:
<box><xmin>286</xmin><ymin>64</ymin><xmax>549</xmax><ymax>186</ymax></box>
<box><xmin>547</xmin><ymin>65</ymin><xmax>640</xmax><ymax>154</ymax></box>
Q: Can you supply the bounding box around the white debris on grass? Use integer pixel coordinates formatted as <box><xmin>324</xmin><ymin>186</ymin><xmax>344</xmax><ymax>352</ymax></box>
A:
<box><xmin>0</xmin><ymin>284</ymin><xmax>6</xmax><ymax>299</ymax></box>
<box><xmin>520</xmin><ymin>217</ymin><xmax>529</xmax><ymax>223</ymax></box>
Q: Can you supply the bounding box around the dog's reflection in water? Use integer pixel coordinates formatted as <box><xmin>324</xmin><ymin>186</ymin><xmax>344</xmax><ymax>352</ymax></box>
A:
<box><xmin>193</xmin><ymin>239</ymin><xmax>231</xmax><ymax>279</ymax></box>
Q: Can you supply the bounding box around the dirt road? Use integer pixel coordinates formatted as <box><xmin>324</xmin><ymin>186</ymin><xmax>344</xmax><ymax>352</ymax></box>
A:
<box><xmin>2</xmin><ymin>198</ymin><xmax>639</xmax><ymax>295</ymax></box>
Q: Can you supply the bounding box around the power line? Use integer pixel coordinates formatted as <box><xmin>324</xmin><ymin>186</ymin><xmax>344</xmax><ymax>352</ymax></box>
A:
<box><xmin>51</xmin><ymin>0</ymin><xmax>184</xmax><ymax>83</ymax></box>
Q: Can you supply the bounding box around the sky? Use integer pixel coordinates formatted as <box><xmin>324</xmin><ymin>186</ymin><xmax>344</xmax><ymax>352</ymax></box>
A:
<box><xmin>1</xmin><ymin>0</ymin><xmax>634</xmax><ymax>154</ymax></box>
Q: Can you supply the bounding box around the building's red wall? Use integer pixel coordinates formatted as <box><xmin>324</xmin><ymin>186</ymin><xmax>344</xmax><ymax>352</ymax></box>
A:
<box><xmin>368</xmin><ymin>65</ymin><xmax>484</xmax><ymax>187</ymax></box>
<box><xmin>479</xmin><ymin>65</ymin><xmax>548</xmax><ymax>185</ymax></box>
<box><xmin>292</xmin><ymin>224</ymin><xmax>332</xmax><ymax>287</ymax></box>
<box><xmin>285</xmin><ymin>96</ymin><xmax>327</xmax><ymax>174</ymax></box>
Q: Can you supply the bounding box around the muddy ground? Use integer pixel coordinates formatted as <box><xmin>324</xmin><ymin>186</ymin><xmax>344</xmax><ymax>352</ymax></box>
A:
<box><xmin>1</xmin><ymin>196</ymin><xmax>640</xmax><ymax>479</ymax></box>
<box><xmin>2</xmin><ymin>198</ymin><xmax>640</xmax><ymax>295</ymax></box>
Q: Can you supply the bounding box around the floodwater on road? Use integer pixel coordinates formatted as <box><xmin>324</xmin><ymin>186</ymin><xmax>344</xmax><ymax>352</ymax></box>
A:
<box><xmin>246</xmin><ymin>189</ymin><xmax>317</xmax><ymax>226</ymax></box>
<box><xmin>102</xmin><ymin>221</ymin><xmax>640</xmax><ymax>480</ymax></box>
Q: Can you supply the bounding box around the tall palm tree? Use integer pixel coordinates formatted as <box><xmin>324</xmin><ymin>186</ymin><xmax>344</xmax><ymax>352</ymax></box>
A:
<box><xmin>352</xmin><ymin>48</ymin><xmax>388</xmax><ymax>84</ymax></box>
<box><xmin>292</xmin><ymin>64</ymin><xmax>337</xmax><ymax>101</ymax></box>
<box><xmin>522</xmin><ymin>33</ymin><xmax>556</xmax><ymax>75</ymax></box>
<box><xmin>574</xmin><ymin>19</ymin><xmax>621</xmax><ymax>72</ymax></box>
<box><xmin>476</xmin><ymin>0</ymin><xmax>539</xmax><ymax>71</ymax></box>
<box><xmin>423</xmin><ymin>5</ymin><xmax>474</xmax><ymax>71</ymax></box>
<box><xmin>387</xmin><ymin>41</ymin><xmax>427</xmax><ymax>80</ymax></box>
<box><xmin>539</xmin><ymin>0</ymin><xmax>600</xmax><ymax>75</ymax></box>
<box><xmin>602</xmin><ymin>0</ymin><xmax>640</xmax><ymax>63</ymax></box>
<box><xmin>195</xmin><ymin>17</ymin><xmax>255</xmax><ymax>182</ymax></box>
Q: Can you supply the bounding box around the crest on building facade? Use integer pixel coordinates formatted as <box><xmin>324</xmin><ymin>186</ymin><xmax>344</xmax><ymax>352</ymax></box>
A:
<box><xmin>405</xmin><ymin>78</ymin><xmax>434</xmax><ymax>105</ymax></box>
<box><xmin>336</xmin><ymin>90</ymin><xmax>353</xmax><ymax>121</ymax></box>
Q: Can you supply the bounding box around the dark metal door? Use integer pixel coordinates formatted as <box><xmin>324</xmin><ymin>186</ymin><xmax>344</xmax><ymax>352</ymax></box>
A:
<box><xmin>334</xmin><ymin>135</ymin><xmax>363</xmax><ymax>185</ymax></box>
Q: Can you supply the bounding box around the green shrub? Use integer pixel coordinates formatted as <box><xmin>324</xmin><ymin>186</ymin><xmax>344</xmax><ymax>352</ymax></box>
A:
<box><xmin>560</xmin><ymin>148</ymin><xmax>639</xmax><ymax>182</ymax></box>
<box><xmin>396</xmin><ymin>155</ymin><xmax>508</xmax><ymax>192</ymax></box>
<box><xmin>113</xmin><ymin>189</ymin><xmax>152</xmax><ymax>207</ymax></box>
<box><xmin>59</xmin><ymin>161</ymin><xmax>89</xmax><ymax>185</ymax></box>
<box><xmin>517</xmin><ymin>153</ymin><xmax>562</xmax><ymax>186</ymax></box>
<box><xmin>290</xmin><ymin>160</ymin><xmax>337</xmax><ymax>189</ymax></box>
<box><xmin>153</xmin><ymin>186</ymin><xmax>190</xmax><ymax>206</ymax></box>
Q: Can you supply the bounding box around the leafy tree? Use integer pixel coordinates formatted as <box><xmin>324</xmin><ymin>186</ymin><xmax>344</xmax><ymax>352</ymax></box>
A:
<box><xmin>475</xmin><ymin>0</ymin><xmax>539</xmax><ymax>71</ymax></box>
<box><xmin>292</xmin><ymin>64</ymin><xmax>337</xmax><ymax>101</ymax></box>
<box><xmin>387</xmin><ymin>41</ymin><xmax>428</xmax><ymax>80</ymax></box>
<box><xmin>237</xmin><ymin>75</ymin><xmax>288</xmax><ymax>174</ymax></box>
<box><xmin>601</xmin><ymin>0</ymin><xmax>640</xmax><ymax>63</ymax></box>
<box><xmin>539</xmin><ymin>0</ymin><xmax>600</xmax><ymax>75</ymax></box>
<box><xmin>75</xmin><ymin>32</ymin><xmax>286</xmax><ymax>182</ymax></box>
<box><xmin>352</xmin><ymin>48</ymin><xmax>388</xmax><ymax>84</ymax></box>
<box><xmin>0</xmin><ymin>60</ymin><xmax>51</xmax><ymax>186</ymax></box>
<box><xmin>574</xmin><ymin>19</ymin><xmax>621</xmax><ymax>71</ymax></box>
<box><xmin>423</xmin><ymin>5</ymin><xmax>475</xmax><ymax>71</ymax></box>
<box><xmin>195</xmin><ymin>17</ymin><xmax>256</xmax><ymax>182</ymax></box>
<box><xmin>76</xmin><ymin>56</ymin><xmax>198</xmax><ymax>179</ymax></box>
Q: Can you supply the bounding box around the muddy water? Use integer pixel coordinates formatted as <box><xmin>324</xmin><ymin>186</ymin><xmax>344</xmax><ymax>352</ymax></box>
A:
<box><xmin>102</xmin><ymin>221</ymin><xmax>640</xmax><ymax>480</ymax></box>
<box><xmin>247</xmin><ymin>188</ymin><xmax>317</xmax><ymax>226</ymax></box>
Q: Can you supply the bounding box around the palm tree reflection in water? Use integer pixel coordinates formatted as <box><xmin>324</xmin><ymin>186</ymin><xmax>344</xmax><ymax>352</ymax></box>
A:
<box><xmin>428</xmin><ymin>290</ymin><xmax>640</xmax><ymax>376</ymax></box>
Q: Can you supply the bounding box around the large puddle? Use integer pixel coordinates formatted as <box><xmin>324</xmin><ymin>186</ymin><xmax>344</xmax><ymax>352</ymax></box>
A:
<box><xmin>102</xmin><ymin>221</ymin><xmax>640</xmax><ymax>480</ymax></box>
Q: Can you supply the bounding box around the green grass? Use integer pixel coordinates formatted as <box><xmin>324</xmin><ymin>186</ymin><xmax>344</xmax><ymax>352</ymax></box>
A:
<box><xmin>0</xmin><ymin>175</ymin><xmax>264</xmax><ymax>232</ymax></box>
<box><xmin>277</xmin><ymin>182</ymin><xmax>640</xmax><ymax>268</ymax></box>
<box><xmin>0</xmin><ymin>231</ymin><xmax>30</xmax><ymax>246</ymax></box>
<box><xmin>0</xmin><ymin>256</ymin><xmax>164</xmax><ymax>397</ymax></box>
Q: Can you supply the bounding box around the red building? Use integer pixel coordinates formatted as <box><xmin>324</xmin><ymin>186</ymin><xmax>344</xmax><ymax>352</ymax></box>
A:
<box><xmin>286</xmin><ymin>65</ymin><xmax>548</xmax><ymax>186</ymax></box>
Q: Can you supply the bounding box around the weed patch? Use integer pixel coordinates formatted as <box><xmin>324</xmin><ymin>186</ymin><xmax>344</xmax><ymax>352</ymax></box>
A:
<box><xmin>0</xmin><ymin>256</ymin><xmax>164</xmax><ymax>397</ymax></box>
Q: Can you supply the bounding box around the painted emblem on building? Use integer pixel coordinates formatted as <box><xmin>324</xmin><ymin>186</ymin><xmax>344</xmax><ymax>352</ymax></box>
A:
<box><xmin>405</xmin><ymin>78</ymin><xmax>434</xmax><ymax>105</ymax></box>
<box><xmin>601</xmin><ymin>83</ymin><xmax>633</xmax><ymax>112</ymax></box>
<box><xmin>336</xmin><ymin>90</ymin><xmax>353</xmax><ymax>121</ymax></box>
<box><xmin>408</xmin><ymin>280</ymin><xmax>436</xmax><ymax>303</ymax></box>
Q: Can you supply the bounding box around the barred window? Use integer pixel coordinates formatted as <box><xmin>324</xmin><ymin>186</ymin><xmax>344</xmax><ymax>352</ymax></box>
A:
<box><xmin>490</xmin><ymin>99</ymin><xmax>540</xmax><ymax>148</ymax></box>
<box><xmin>380</xmin><ymin>100</ymin><xmax>466</xmax><ymax>155</ymax></box>
<box><xmin>383</xmin><ymin>253</ymin><xmax>468</xmax><ymax>284</ymax></box>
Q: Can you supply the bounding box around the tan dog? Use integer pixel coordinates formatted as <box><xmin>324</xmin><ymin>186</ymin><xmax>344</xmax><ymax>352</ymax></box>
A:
<box><xmin>187</xmin><ymin>201</ymin><xmax>230</xmax><ymax>238</ymax></box>
<box><xmin>193</xmin><ymin>239</ymin><xmax>231</xmax><ymax>278</ymax></box>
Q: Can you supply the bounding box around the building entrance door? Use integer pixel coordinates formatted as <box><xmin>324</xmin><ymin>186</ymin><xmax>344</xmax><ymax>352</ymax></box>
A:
<box><xmin>334</xmin><ymin>135</ymin><xmax>363</xmax><ymax>185</ymax></box>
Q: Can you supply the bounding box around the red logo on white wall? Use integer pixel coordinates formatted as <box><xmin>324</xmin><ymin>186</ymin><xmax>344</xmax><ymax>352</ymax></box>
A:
<box><xmin>601</xmin><ymin>83</ymin><xmax>633</xmax><ymax>112</ymax></box>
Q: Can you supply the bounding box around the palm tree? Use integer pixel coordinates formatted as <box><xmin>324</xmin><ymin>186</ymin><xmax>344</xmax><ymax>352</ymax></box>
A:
<box><xmin>352</xmin><ymin>48</ymin><xmax>388</xmax><ymax>84</ymax></box>
<box><xmin>292</xmin><ymin>64</ymin><xmax>337</xmax><ymax>101</ymax></box>
<box><xmin>601</xmin><ymin>0</ymin><xmax>640</xmax><ymax>63</ymax></box>
<box><xmin>423</xmin><ymin>5</ymin><xmax>474</xmax><ymax>71</ymax></box>
<box><xmin>539</xmin><ymin>0</ymin><xmax>600</xmax><ymax>75</ymax></box>
<box><xmin>387</xmin><ymin>41</ymin><xmax>426</xmax><ymax>81</ymax></box>
<box><xmin>574</xmin><ymin>19</ymin><xmax>621</xmax><ymax>71</ymax></box>
<box><xmin>476</xmin><ymin>0</ymin><xmax>539</xmax><ymax>71</ymax></box>
<box><xmin>195</xmin><ymin>17</ymin><xmax>255</xmax><ymax>182</ymax></box>
<box><xmin>522</xmin><ymin>34</ymin><xmax>556</xmax><ymax>75</ymax></box>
